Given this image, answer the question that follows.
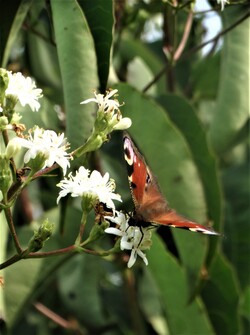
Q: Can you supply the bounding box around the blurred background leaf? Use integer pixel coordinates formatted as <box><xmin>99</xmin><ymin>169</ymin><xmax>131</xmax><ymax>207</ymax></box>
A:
<box><xmin>208</xmin><ymin>7</ymin><xmax>249</xmax><ymax>154</ymax></box>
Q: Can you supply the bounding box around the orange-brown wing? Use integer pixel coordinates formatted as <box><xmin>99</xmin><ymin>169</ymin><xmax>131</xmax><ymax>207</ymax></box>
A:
<box><xmin>151</xmin><ymin>209</ymin><xmax>219</xmax><ymax>235</ymax></box>
<box><xmin>123</xmin><ymin>133</ymin><xmax>168</xmax><ymax>210</ymax></box>
<box><xmin>123</xmin><ymin>134</ymin><xmax>219</xmax><ymax>235</ymax></box>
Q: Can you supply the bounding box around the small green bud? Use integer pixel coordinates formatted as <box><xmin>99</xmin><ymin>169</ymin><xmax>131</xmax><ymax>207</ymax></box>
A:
<box><xmin>87</xmin><ymin>222</ymin><xmax>107</xmax><ymax>242</ymax></box>
<box><xmin>28</xmin><ymin>219</ymin><xmax>54</xmax><ymax>252</ymax></box>
<box><xmin>94</xmin><ymin>110</ymin><xmax>109</xmax><ymax>132</ymax></box>
<box><xmin>5</xmin><ymin>138</ymin><xmax>21</xmax><ymax>159</ymax></box>
<box><xmin>81</xmin><ymin>194</ymin><xmax>96</xmax><ymax>213</ymax></box>
<box><xmin>0</xmin><ymin>116</ymin><xmax>8</xmax><ymax>128</ymax></box>
<box><xmin>5</xmin><ymin>95</ymin><xmax>18</xmax><ymax>113</ymax></box>
<box><xmin>0</xmin><ymin>156</ymin><xmax>12</xmax><ymax>196</ymax></box>
<box><xmin>10</xmin><ymin>112</ymin><xmax>22</xmax><ymax>124</ymax></box>
<box><xmin>27</xmin><ymin>152</ymin><xmax>48</xmax><ymax>173</ymax></box>
<box><xmin>0</xmin><ymin>68</ymin><xmax>9</xmax><ymax>102</ymax></box>
<box><xmin>86</xmin><ymin>134</ymin><xmax>104</xmax><ymax>152</ymax></box>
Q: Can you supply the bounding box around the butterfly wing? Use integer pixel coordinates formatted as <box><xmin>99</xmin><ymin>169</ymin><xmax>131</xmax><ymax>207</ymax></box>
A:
<box><xmin>151</xmin><ymin>210</ymin><xmax>218</xmax><ymax>235</ymax></box>
<box><xmin>123</xmin><ymin>133</ymin><xmax>218</xmax><ymax>235</ymax></box>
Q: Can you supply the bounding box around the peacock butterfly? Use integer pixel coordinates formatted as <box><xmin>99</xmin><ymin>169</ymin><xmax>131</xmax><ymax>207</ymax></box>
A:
<box><xmin>123</xmin><ymin>133</ymin><xmax>219</xmax><ymax>235</ymax></box>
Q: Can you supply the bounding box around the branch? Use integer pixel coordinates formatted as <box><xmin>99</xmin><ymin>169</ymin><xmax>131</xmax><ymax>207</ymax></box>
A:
<box><xmin>22</xmin><ymin>22</ymin><xmax>56</xmax><ymax>47</ymax></box>
<box><xmin>173</xmin><ymin>11</ymin><xmax>193</xmax><ymax>62</ymax></box>
<box><xmin>4</xmin><ymin>207</ymin><xmax>22</xmax><ymax>254</ymax></box>
<box><xmin>34</xmin><ymin>302</ymin><xmax>81</xmax><ymax>332</ymax></box>
<box><xmin>181</xmin><ymin>9</ymin><xmax>250</xmax><ymax>61</ymax></box>
<box><xmin>143</xmin><ymin>10</ymin><xmax>250</xmax><ymax>92</ymax></box>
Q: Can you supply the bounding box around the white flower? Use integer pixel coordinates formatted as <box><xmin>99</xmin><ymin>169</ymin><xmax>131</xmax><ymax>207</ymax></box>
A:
<box><xmin>113</xmin><ymin>117</ymin><xmax>132</xmax><ymax>130</ymax></box>
<box><xmin>57</xmin><ymin>167</ymin><xmax>122</xmax><ymax>210</ymax></box>
<box><xmin>81</xmin><ymin>89</ymin><xmax>131</xmax><ymax>131</ymax></box>
<box><xmin>217</xmin><ymin>0</ymin><xmax>229</xmax><ymax>11</ymax></box>
<box><xmin>105</xmin><ymin>211</ymin><xmax>152</xmax><ymax>268</ymax></box>
<box><xmin>105</xmin><ymin>212</ymin><xmax>128</xmax><ymax>236</ymax></box>
<box><xmin>0</xmin><ymin>105</ymin><xmax>3</xmax><ymax>113</ymax></box>
<box><xmin>81</xmin><ymin>89</ymin><xmax>121</xmax><ymax>113</ymax></box>
<box><xmin>5</xmin><ymin>71</ymin><xmax>43</xmax><ymax>111</ymax></box>
<box><xmin>14</xmin><ymin>127</ymin><xmax>71</xmax><ymax>175</ymax></box>
<box><xmin>88</xmin><ymin>170</ymin><xmax>122</xmax><ymax>208</ymax></box>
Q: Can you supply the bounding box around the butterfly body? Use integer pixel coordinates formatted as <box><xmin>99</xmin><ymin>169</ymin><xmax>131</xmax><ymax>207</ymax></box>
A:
<box><xmin>123</xmin><ymin>134</ymin><xmax>218</xmax><ymax>235</ymax></box>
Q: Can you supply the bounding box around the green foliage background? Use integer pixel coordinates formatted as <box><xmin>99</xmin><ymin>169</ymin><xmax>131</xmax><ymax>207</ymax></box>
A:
<box><xmin>0</xmin><ymin>1</ymin><xmax>249</xmax><ymax>334</ymax></box>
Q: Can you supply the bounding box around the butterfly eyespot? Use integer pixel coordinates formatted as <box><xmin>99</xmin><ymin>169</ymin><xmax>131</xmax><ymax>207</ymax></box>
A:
<box><xmin>130</xmin><ymin>181</ymin><xmax>136</xmax><ymax>189</ymax></box>
<box><xmin>124</xmin><ymin>138</ymin><xmax>134</xmax><ymax>166</ymax></box>
<box><xmin>146</xmin><ymin>173</ymin><xmax>151</xmax><ymax>185</ymax></box>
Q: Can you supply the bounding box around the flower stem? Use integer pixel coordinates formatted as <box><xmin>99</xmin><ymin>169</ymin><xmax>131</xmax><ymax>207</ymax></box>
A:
<box><xmin>26</xmin><ymin>245</ymin><xmax>76</xmax><ymax>258</ymax></box>
<box><xmin>0</xmin><ymin>245</ymin><xmax>76</xmax><ymax>270</ymax></box>
<box><xmin>0</xmin><ymin>244</ymin><xmax>116</xmax><ymax>270</ymax></box>
<box><xmin>0</xmin><ymin>253</ymin><xmax>23</xmax><ymax>269</ymax></box>
<box><xmin>75</xmin><ymin>209</ymin><xmax>89</xmax><ymax>245</ymax></box>
<box><xmin>4</xmin><ymin>207</ymin><xmax>22</xmax><ymax>254</ymax></box>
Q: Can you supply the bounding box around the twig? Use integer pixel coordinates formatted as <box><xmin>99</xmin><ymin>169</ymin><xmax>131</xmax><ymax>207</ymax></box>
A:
<box><xmin>34</xmin><ymin>302</ymin><xmax>82</xmax><ymax>333</ymax></box>
<box><xmin>4</xmin><ymin>207</ymin><xmax>22</xmax><ymax>254</ymax></box>
<box><xmin>22</xmin><ymin>22</ymin><xmax>56</xmax><ymax>47</ymax></box>
<box><xmin>181</xmin><ymin>9</ymin><xmax>250</xmax><ymax>61</ymax></box>
<box><xmin>0</xmin><ymin>244</ymin><xmax>113</xmax><ymax>269</ymax></box>
<box><xmin>173</xmin><ymin>11</ymin><xmax>193</xmax><ymax>61</ymax></box>
<box><xmin>26</xmin><ymin>245</ymin><xmax>76</xmax><ymax>259</ymax></box>
<box><xmin>143</xmin><ymin>10</ymin><xmax>250</xmax><ymax>93</ymax></box>
<box><xmin>0</xmin><ymin>253</ymin><xmax>23</xmax><ymax>270</ymax></box>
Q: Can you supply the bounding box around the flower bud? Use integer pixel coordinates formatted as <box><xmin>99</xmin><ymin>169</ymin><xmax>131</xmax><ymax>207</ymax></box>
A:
<box><xmin>0</xmin><ymin>156</ymin><xmax>12</xmax><ymax>196</ymax></box>
<box><xmin>113</xmin><ymin>117</ymin><xmax>132</xmax><ymax>130</ymax></box>
<box><xmin>81</xmin><ymin>194</ymin><xmax>96</xmax><ymax>213</ymax></box>
<box><xmin>94</xmin><ymin>111</ymin><xmax>109</xmax><ymax>132</ymax></box>
<box><xmin>5</xmin><ymin>138</ymin><xmax>22</xmax><ymax>159</ymax></box>
<box><xmin>0</xmin><ymin>68</ymin><xmax>9</xmax><ymax>103</ymax></box>
<box><xmin>0</xmin><ymin>116</ymin><xmax>8</xmax><ymax>128</ymax></box>
<box><xmin>27</xmin><ymin>152</ymin><xmax>48</xmax><ymax>173</ymax></box>
<box><xmin>28</xmin><ymin>219</ymin><xmax>54</xmax><ymax>252</ymax></box>
<box><xmin>88</xmin><ymin>221</ymin><xmax>108</xmax><ymax>242</ymax></box>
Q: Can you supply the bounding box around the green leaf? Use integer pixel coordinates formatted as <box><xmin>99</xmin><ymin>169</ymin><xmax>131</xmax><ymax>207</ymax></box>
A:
<box><xmin>222</xmin><ymin>162</ymin><xmax>250</xmax><ymax>290</ymax></box>
<box><xmin>191</xmin><ymin>54</ymin><xmax>220</xmax><ymax>100</ymax></box>
<box><xmin>58</xmin><ymin>254</ymin><xmax>109</xmax><ymax>329</ymax></box>
<box><xmin>20</xmin><ymin>95</ymin><xmax>61</xmax><ymax>131</ymax></box>
<box><xmin>118</xmin><ymin>35</ymin><xmax>166</xmax><ymax>94</ymax></box>
<box><xmin>51</xmin><ymin>0</ymin><xmax>99</xmax><ymax>150</ymax></box>
<box><xmin>240</xmin><ymin>286</ymin><xmax>250</xmax><ymax>334</ymax></box>
<box><xmin>201</xmin><ymin>252</ymin><xmax>241</xmax><ymax>335</ymax></box>
<box><xmin>26</xmin><ymin>2</ymin><xmax>62</xmax><ymax>101</ymax></box>
<box><xmin>5</xmin><ymin>258</ymin><xmax>44</xmax><ymax>327</ymax></box>
<box><xmin>208</xmin><ymin>8</ymin><xmax>249</xmax><ymax>153</ymax></box>
<box><xmin>139</xmin><ymin>268</ymin><xmax>170</xmax><ymax>335</ymax></box>
<box><xmin>148</xmin><ymin>235</ymin><xmax>214</xmax><ymax>335</ymax></box>
<box><xmin>79</xmin><ymin>0</ymin><xmax>114</xmax><ymax>92</ymax></box>
<box><xmin>115</xmin><ymin>83</ymin><xmax>209</xmax><ymax>290</ymax></box>
<box><xmin>157</xmin><ymin>94</ymin><xmax>222</xmax><ymax>263</ymax></box>
<box><xmin>0</xmin><ymin>0</ymin><xmax>33</xmax><ymax>67</ymax></box>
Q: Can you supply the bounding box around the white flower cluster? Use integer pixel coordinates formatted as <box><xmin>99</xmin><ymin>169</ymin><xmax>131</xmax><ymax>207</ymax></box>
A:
<box><xmin>10</xmin><ymin>127</ymin><xmax>71</xmax><ymax>175</ymax></box>
<box><xmin>5</xmin><ymin>71</ymin><xmax>43</xmax><ymax>111</ymax></box>
<box><xmin>57</xmin><ymin>166</ymin><xmax>151</xmax><ymax>268</ymax></box>
<box><xmin>81</xmin><ymin>89</ymin><xmax>132</xmax><ymax>131</ymax></box>
<box><xmin>57</xmin><ymin>166</ymin><xmax>122</xmax><ymax>210</ymax></box>
<box><xmin>105</xmin><ymin>212</ymin><xmax>152</xmax><ymax>268</ymax></box>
